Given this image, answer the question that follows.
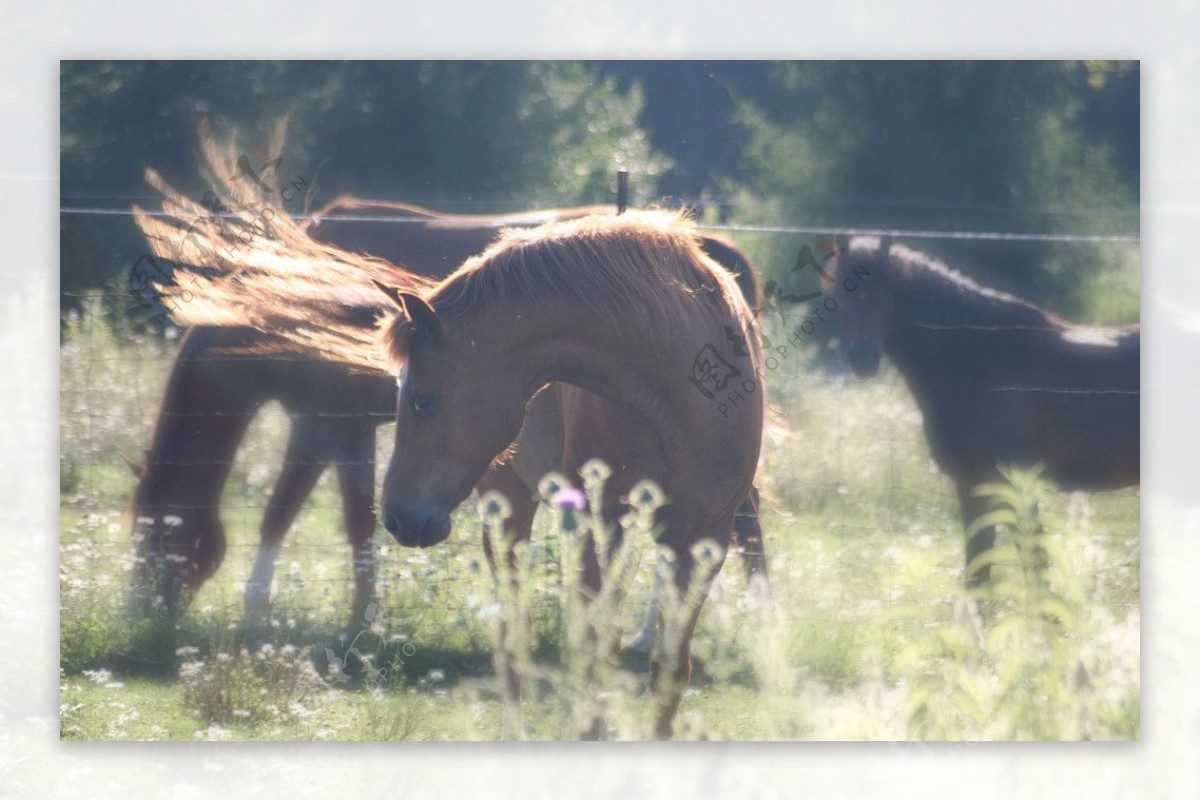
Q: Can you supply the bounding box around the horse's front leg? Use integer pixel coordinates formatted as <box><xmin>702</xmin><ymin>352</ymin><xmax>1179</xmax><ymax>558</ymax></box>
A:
<box><xmin>649</xmin><ymin>519</ymin><xmax>731</xmax><ymax>740</ymax></box>
<box><xmin>335</xmin><ymin>425</ymin><xmax>377</xmax><ymax>633</ymax></box>
<box><xmin>633</xmin><ymin>486</ymin><xmax>768</xmax><ymax>655</ymax></box>
<box><xmin>574</xmin><ymin>516</ymin><xmax>625</xmax><ymax>741</ymax></box>
<box><xmin>246</xmin><ymin>429</ymin><xmax>326</xmax><ymax>630</ymax></box>
<box><xmin>476</xmin><ymin>460</ymin><xmax>539</xmax><ymax>740</ymax></box>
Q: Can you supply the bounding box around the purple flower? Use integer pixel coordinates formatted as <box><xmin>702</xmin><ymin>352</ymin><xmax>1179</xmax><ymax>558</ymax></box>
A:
<box><xmin>551</xmin><ymin>488</ymin><xmax>588</xmax><ymax>512</ymax></box>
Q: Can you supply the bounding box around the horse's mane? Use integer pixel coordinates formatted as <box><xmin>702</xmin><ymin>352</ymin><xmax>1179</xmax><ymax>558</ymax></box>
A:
<box><xmin>847</xmin><ymin>235</ymin><xmax>1064</xmax><ymax>330</ymax></box>
<box><xmin>308</xmin><ymin>197</ymin><xmax>763</xmax><ymax>311</ymax></box>
<box><xmin>384</xmin><ymin>211</ymin><xmax>752</xmax><ymax>364</ymax></box>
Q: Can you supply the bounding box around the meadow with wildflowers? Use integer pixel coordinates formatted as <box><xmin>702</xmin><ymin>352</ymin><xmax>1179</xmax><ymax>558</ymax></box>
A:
<box><xmin>60</xmin><ymin>302</ymin><xmax>1140</xmax><ymax>740</ymax></box>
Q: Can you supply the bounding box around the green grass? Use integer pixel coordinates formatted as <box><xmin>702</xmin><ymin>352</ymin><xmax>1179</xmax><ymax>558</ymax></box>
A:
<box><xmin>60</xmin><ymin>305</ymin><xmax>1140</xmax><ymax>740</ymax></box>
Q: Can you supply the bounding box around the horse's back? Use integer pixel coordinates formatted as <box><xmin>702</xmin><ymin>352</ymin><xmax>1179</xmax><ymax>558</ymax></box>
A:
<box><xmin>305</xmin><ymin>200</ymin><xmax>613</xmax><ymax>279</ymax></box>
<box><xmin>305</xmin><ymin>216</ymin><xmax>497</xmax><ymax>278</ymax></box>
<box><xmin>942</xmin><ymin>324</ymin><xmax>1141</xmax><ymax>490</ymax></box>
<box><xmin>1036</xmin><ymin>325</ymin><xmax>1139</xmax><ymax>489</ymax></box>
<box><xmin>1048</xmin><ymin>324</ymin><xmax>1139</xmax><ymax>388</ymax></box>
<box><xmin>911</xmin><ymin>322</ymin><xmax>1139</xmax><ymax>491</ymax></box>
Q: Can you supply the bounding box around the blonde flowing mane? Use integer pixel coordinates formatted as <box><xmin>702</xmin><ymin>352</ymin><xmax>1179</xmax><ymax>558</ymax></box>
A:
<box><xmin>133</xmin><ymin>118</ymin><xmax>432</xmax><ymax>372</ymax></box>
<box><xmin>383</xmin><ymin>211</ymin><xmax>753</xmax><ymax>364</ymax></box>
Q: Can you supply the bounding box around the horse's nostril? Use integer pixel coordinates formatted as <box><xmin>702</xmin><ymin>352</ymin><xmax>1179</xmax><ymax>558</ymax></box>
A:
<box><xmin>383</xmin><ymin>504</ymin><xmax>422</xmax><ymax>547</ymax></box>
<box><xmin>418</xmin><ymin>517</ymin><xmax>452</xmax><ymax>548</ymax></box>
<box><xmin>383</xmin><ymin>502</ymin><xmax>451</xmax><ymax>548</ymax></box>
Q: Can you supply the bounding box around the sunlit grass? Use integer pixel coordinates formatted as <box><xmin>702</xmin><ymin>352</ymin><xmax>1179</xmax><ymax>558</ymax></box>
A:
<box><xmin>59</xmin><ymin>306</ymin><xmax>1140</xmax><ymax>740</ymax></box>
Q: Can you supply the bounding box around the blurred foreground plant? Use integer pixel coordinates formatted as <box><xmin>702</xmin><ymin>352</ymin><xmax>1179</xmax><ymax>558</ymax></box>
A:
<box><xmin>899</xmin><ymin>465</ymin><xmax>1132</xmax><ymax>740</ymax></box>
<box><xmin>478</xmin><ymin>459</ymin><xmax>728</xmax><ymax>739</ymax></box>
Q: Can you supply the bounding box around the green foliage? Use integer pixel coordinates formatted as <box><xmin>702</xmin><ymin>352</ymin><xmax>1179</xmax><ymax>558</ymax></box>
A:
<box><xmin>726</xmin><ymin>61</ymin><xmax>1139</xmax><ymax>324</ymax></box>
<box><xmin>60</xmin><ymin>61</ymin><xmax>670</xmax><ymax>299</ymax></box>
<box><xmin>62</xmin><ymin>60</ymin><xmax>1138</xmax><ymax>329</ymax></box>
<box><xmin>899</xmin><ymin>466</ymin><xmax>1138</xmax><ymax>740</ymax></box>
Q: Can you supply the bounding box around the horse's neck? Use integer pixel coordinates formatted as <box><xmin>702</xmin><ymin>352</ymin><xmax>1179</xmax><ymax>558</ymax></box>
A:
<box><xmin>513</xmin><ymin>312</ymin><xmax>759</xmax><ymax>527</ymax></box>
<box><xmin>521</xmin><ymin>317</ymin><xmax>683</xmax><ymax>442</ymax></box>
<box><xmin>140</xmin><ymin>412</ymin><xmax>247</xmax><ymax>506</ymax></box>
<box><xmin>475</xmin><ymin>300</ymin><xmax>721</xmax><ymax>467</ymax></box>
<box><xmin>462</xmin><ymin>292</ymin><xmax>760</xmax><ymax>530</ymax></box>
<box><xmin>138</xmin><ymin>329</ymin><xmax>262</xmax><ymax>507</ymax></box>
<box><xmin>883</xmin><ymin>325</ymin><xmax>967</xmax><ymax>414</ymax></box>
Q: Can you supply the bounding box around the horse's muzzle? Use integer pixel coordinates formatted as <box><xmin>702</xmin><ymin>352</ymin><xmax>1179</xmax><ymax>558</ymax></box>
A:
<box><xmin>383</xmin><ymin>502</ymin><xmax>452</xmax><ymax>548</ymax></box>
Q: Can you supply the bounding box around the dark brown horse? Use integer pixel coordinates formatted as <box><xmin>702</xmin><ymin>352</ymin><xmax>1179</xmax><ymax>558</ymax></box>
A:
<box><xmin>129</xmin><ymin>193</ymin><xmax>767</xmax><ymax>625</ymax></box>
<box><xmin>826</xmin><ymin>236</ymin><xmax>1139</xmax><ymax>584</ymax></box>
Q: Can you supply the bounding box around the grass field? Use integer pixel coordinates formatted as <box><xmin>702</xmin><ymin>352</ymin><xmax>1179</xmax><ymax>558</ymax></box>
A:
<box><xmin>59</xmin><ymin>305</ymin><xmax>1140</xmax><ymax>741</ymax></box>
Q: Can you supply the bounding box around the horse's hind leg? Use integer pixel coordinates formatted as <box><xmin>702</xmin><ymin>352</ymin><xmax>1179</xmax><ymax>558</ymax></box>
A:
<box><xmin>246</xmin><ymin>430</ymin><xmax>327</xmax><ymax>628</ymax></box>
<box><xmin>476</xmin><ymin>460</ymin><xmax>539</xmax><ymax>739</ymax></box>
<box><xmin>732</xmin><ymin>485</ymin><xmax>769</xmax><ymax>595</ymax></box>
<box><xmin>335</xmin><ymin>425</ymin><xmax>378</xmax><ymax>633</ymax></box>
<box><xmin>634</xmin><ymin>485</ymin><xmax>768</xmax><ymax>654</ymax></box>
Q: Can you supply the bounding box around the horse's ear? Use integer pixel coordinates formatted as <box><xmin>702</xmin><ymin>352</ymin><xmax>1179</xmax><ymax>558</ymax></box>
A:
<box><xmin>399</xmin><ymin>293</ymin><xmax>444</xmax><ymax>339</ymax></box>
<box><xmin>373</xmin><ymin>280</ymin><xmax>406</xmax><ymax>310</ymax></box>
<box><xmin>121</xmin><ymin>452</ymin><xmax>146</xmax><ymax>480</ymax></box>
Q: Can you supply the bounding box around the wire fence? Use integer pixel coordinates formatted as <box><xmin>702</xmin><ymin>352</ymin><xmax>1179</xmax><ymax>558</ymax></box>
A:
<box><xmin>59</xmin><ymin>209</ymin><xmax>1142</xmax><ymax>642</ymax></box>
<box><xmin>60</xmin><ymin>202</ymin><xmax>1140</xmax><ymax>243</ymax></box>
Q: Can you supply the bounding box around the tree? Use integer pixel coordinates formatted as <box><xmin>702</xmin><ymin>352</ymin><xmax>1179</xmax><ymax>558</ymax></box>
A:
<box><xmin>725</xmin><ymin>61</ymin><xmax>1139</xmax><ymax>323</ymax></box>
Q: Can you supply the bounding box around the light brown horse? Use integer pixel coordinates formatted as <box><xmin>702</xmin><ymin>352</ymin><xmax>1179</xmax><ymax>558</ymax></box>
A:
<box><xmin>374</xmin><ymin>212</ymin><xmax>763</xmax><ymax>738</ymax></box>
<box><xmin>131</xmin><ymin>184</ymin><xmax>767</xmax><ymax>628</ymax></box>
<box><xmin>825</xmin><ymin>236</ymin><xmax>1139</xmax><ymax>585</ymax></box>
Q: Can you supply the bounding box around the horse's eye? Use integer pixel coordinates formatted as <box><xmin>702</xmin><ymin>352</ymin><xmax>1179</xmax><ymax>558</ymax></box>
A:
<box><xmin>408</xmin><ymin>393</ymin><xmax>438</xmax><ymax>417</ymax></box>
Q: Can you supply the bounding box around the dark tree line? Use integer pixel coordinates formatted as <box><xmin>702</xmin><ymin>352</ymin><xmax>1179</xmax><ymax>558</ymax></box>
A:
<box><xmin>61</xmin><ymin>60</ymin><xmax>1138</xmax><ymax>323</ymax></box>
